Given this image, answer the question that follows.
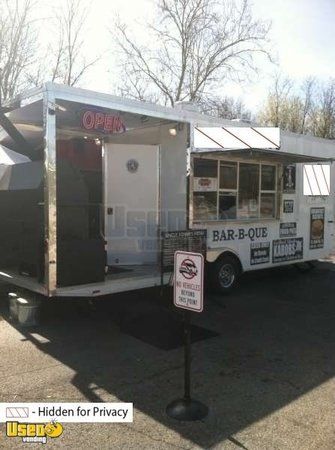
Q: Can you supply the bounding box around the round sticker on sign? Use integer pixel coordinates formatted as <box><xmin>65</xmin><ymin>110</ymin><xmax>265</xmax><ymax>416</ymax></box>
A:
<box><xmin>179</xmin><ymin>259</ymin><xmax>198</xmax><ymax>279</ymax></box>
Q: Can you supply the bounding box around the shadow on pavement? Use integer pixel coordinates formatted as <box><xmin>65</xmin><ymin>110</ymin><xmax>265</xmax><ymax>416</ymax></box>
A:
<box><xmin>1</xmin><ymin>261</ymin><xmax>335</xmax><ymax>447</ymax></box>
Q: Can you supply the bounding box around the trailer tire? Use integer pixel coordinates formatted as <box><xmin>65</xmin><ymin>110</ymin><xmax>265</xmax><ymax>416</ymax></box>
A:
<box><xmin>210</xmin><ymin>254</ymin><xmax>241</xmax><ymax>294</ymax></box>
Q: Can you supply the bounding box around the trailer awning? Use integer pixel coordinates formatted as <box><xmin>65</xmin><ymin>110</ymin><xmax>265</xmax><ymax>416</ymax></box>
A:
<box><xmin>193</xmin><ymin>127</ymin><xmax>332</xmax><ymax>163</ymax></box>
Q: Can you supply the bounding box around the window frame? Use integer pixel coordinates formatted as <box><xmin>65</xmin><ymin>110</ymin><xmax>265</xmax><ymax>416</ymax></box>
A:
<box><xmin>259</xmin><ymin>164</ymin><xmax>278</xmax><ymax>219</ymax></box>
<box><xmin>191</xmin><ymin>156</ymin><xmax>279</xmax><ymax>223</ymax></box>
<box><xmin>218</xmin><ymin>161</ymin><xmax>238</xmax><ymax>220</ymax></box>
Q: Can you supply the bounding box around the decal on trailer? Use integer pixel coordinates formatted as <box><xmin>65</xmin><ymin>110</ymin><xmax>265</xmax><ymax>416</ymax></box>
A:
<box><xmin>126</xmin><ymin>159</ymin><xmax>139</xmax><ymax>173</ymax></box>
<box><xmin>212</xmin><ymin>227</ymin><xmax>268</xmax><ymax>243</ymax></box>
<box><xmin>310</xmin><ymin>207</ymin><xmax>325</xmax><ymax>249</ymax></box>
<box><xmin>279</xmin><ymin>222</ymin><xmax>297</xmax><ymax>238</ymax></box>
<box><xmin>283</xmin><ymin>165</ymin><xmax>296</xmax><ymax>193</ymax></box>
<box><xmin>250</xmin><ymin>242</ymin><xmax>270</xmax><ymax>265</ymax></box>
<box><xmin>272</xmin><ymin>237</ymin><xmax>303</xmax><ymax>263</ymax></box>
<box><xmin>283</xmin><ymin>199</ymin><xmax>294</xmax><ymax>213</ymax></box>
<box><xmin>193</xmin><ymin>177</ymin><xmax>218</xmax><ymax>192</ymax></box>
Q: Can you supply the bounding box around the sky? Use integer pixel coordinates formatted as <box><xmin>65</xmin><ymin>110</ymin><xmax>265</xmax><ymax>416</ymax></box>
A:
<box><xmin>42</xmin><ymin>0</ymin><xmax>335</xmax><ymax>112</ymax></box>
<box><xmin>243</xmin><ymin>0</ymin><xmax>335</xmax><ymax>109</ymax></box>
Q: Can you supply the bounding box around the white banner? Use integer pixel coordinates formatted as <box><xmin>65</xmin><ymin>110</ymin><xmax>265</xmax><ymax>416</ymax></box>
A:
<box><xmin>0</xmin><ymin>403</ymin><xmax>133</xmax><ymax>423</ymax></box>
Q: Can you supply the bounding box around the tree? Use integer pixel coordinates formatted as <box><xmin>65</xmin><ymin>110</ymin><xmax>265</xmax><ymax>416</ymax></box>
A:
<box><xmin>0</xmin><ymin>0</ymin><xmax>37</xmax><ymax>103</ymax></box>
<box><xmin>310</xmin><ymin>79</ymin><xmax>335</xmax><ymax>139</ymax></box>
<box><xmin>29</xmin><ymin>0</ymin><xmax>99</xmax><ymax>87</ymax></box>
<box><xmin>258</xmin><ymin>73</ymin><xmax>293</xmax><ymax>128</ymax></box>
<box><xmin>113</xmin><ymin>0</ymin><xmax>272</xmax><ymax>106</ymax></box>
<box><xmin>198</xmin><ymin>95</ymin><xmax>251</xmax><ymax>120</ymax></box>
<box><xmin>259</xmin><ymin>75</ymin><xmax>335</xmax><ymax>139</ymax></box>
<box><xmin>51</xmin><ymin>0</ymin><xmax>99</xmax><ymax>86</ymax></box>
<box><xmin>300</xmin><ymin>77</ymin><xmax>315</xmax><ymax>134</ymax></box>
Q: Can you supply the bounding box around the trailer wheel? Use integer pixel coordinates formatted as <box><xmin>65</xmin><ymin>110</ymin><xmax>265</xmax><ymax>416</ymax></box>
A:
<box><xmin>211</xmin><ymin>254</ymin><xmax>240</xmax><ymax>294</ymax></box>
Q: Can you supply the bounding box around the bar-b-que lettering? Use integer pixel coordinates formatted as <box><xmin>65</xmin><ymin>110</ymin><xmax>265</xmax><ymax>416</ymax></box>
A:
<box><xmin>212</xmin><ymin>227</ymin><xmax>268</xmax><ymax>242</ymax></box>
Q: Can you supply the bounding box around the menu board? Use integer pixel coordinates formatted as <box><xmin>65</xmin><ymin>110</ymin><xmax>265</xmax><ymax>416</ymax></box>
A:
<box><xmin>161</xmin><ymin>230</ymin><xmax>207</xmax><ymax>272</ymax></box>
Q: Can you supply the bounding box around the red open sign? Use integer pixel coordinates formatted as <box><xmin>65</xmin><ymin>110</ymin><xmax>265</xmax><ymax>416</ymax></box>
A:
<box><xmin>81</xmin><ymin>110</ymin><xmax>126</xmax><ymax>134</ymax></box>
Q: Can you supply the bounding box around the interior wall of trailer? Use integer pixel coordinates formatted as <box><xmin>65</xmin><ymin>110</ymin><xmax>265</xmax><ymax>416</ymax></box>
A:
<box><xmin>52</xmin><ymin>120</ymin><xmax>188</xmax><ymax>285</ymax></box>
<box><xmin>55</xmin><ymin>138</ymin><xmax>105</xmax><ymax>286</ymax></box>
<box><xmin>104</xmin><ymin>123</ymin><xmax>188</xmax><ymax>232</ymax></box>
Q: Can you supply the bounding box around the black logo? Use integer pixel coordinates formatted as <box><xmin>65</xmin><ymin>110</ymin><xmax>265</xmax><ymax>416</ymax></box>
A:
<box><xmin>126</xmin><ymin>159</ymin><xmax>139</xmax><ymax>173</ymax></box>
<box><xmin>179</xmin><ymin>259</ymin><xmax>198</xmax><ymax>279</ymax></box>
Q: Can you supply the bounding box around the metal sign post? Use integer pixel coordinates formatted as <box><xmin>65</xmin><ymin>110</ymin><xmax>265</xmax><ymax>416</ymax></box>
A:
<box><xmin>166</xmin><ymin>251</ymin><xmax>208</xmax><ymax>421</ymax></box>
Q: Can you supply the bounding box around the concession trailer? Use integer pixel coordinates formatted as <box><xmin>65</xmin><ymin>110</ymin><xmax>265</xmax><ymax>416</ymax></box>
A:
<box><xmin>0</xmin><ymin>83</ymin><xmax>334</xmax><ymax>301</ymax></box>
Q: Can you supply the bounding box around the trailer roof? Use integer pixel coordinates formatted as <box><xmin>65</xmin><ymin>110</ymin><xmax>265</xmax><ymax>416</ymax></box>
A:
<box><xmin>1</xmin><ymin>83</ymin><xmax>335</xmax><ymax>162</ymax></box>
<box><xmin>3</xmin><ymin>82</ymin><xmax>242</xmax><ymax>126</ymax></box>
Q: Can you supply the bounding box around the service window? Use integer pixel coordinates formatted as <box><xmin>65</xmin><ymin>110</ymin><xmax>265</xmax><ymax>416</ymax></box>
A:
<box><xmin>193</xmin><ymin>192</ymin><xmax>217</xmax><ymax>220</ymax></box>
<box><xmin>260</xmin><ymin>165</ymin><xmax>277</xmax><ymax>218</ymax></box>
<box><xmin>193</xmin><ymin>158</ymin><xmax>218</xmax><ymax>221</ymax></box>
<box><xmin>194</xmin><ymin>158</ymin><xmax>218</xmax><ymax>177</ymax></box>
<box><xmin>238</xmin><ymin>163</ymin><xmax>260</xmax><ymax>219</ymax></box>
<box><xmin>219</xmin><ymin>162</ymin><xmax>237</xmax><ymax>219</ymax></box>
<box><xmin>192</xmin><ymin>157</ymin><xmax>278</xmax><ymax>222</ymax></box>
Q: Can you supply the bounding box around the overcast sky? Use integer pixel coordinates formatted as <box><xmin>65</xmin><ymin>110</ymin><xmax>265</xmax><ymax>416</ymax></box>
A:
<box><xmin>47</xmin><ymin>0</ymin><xmax>335</xmax><ymax>111</ymax></box>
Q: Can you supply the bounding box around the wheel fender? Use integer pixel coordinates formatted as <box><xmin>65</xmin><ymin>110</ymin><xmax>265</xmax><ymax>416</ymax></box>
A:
<box><xmin>207</xmin><ymin>248</ymin><xmax>244</xmax><ymax>271</ymax></box>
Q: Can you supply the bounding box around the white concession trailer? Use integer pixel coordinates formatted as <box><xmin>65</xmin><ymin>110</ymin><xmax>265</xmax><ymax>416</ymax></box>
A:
<box><xmin>190</xmin><ymin>127</ymin><xmax>335</xmax><ymax>292</ymax></box>
<box><xmin>0</xmin><ymin>83</ymin><xmax>334</xmax><ymax>299</ymax></box>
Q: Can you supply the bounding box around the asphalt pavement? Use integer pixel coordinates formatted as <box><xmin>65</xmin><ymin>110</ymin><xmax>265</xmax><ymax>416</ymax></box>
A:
<box><xmin>1</xmin><ymin>260</ymin><xmax>335</xmax><ymax>449</ymax></box>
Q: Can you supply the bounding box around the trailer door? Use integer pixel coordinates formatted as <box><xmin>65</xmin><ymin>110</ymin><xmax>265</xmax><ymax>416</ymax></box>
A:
<box><xmin>104</xmin><ymin>144</ymin><xmax>159</xmax><ymax>265</ymax></box>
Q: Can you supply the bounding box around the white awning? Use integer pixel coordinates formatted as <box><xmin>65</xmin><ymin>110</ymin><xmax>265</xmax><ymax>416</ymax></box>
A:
<box><xmin>194</xmin><ymin>126</ymin><xmax>280</xmax><ymax>150</ymax></box>
<box><xmin>193</xmin><ymin>126</ymin><xmax>332</xmax><ymax>163</ymax></box>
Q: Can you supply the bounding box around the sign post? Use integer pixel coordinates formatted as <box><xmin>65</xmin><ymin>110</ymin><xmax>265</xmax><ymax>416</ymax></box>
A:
<box><xmin>166</xmin><ymin>251</ymin><xmax>208</xmax><ymax>421</ymax></box>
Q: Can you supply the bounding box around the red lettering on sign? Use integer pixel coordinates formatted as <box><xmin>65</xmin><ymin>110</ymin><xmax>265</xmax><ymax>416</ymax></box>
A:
<box><xmin>81</xmin><ymin>110</ymin><xmax>126</xmax><ymax>134</ymax></box>
<box><xmin>94</xmin><ymin>112</ymin><xmax>105</xmax><ymax>130</ymax></box>
<box><xmin>104</xmin><ymin>115</ymin><xmax>114</xmax><ymax>132</ymax></box>
<box><xmin>82</xmin><ymin>110</ymin><xmax>95</xmax><ymax>130</ymax></box>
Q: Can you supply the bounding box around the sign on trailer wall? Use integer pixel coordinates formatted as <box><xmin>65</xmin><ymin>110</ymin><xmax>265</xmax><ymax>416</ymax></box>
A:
<box><xmin>283</xmin><ymin>165</ymin><xmax>296</xmax><ymax>193</ymax></box>
<box><xmin>250</xmin><ymin>242</ymin><xmax>270</xmax><ymax>265</ymax></box>
<box><xmin>310</xmin><ymin>207</ymin><xmax>325</xmax><ymax>249</ymax></box>
<box><xmin>174</xmin><ymin>251</ymin><xmax>204</xmax><ymax>313</ymax></box>
<box><xmin>283</xmin><ymin>200</ymin><xmax>294</xmax><ymax>214</ymax></box>
<box><xmin>272</xmin><ymin>237</ymin><xmax>303</xmax><ymax>263</ymax></box>
<box><xmin>161</xmin><ymin>230</ymin><xmax>207</xmax><ymax>272</ymax></box>
<box><xmin>279</xmin><ymin>222</ymin><xmax>297</xmax><ymax>238</ymax></box>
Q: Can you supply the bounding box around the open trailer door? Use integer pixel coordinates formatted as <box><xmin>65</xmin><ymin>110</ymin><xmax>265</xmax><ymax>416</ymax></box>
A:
<box><xmin>104</xmin><ymin>143</ymin><xmax>160</xmax><ymax>265</ymax></box>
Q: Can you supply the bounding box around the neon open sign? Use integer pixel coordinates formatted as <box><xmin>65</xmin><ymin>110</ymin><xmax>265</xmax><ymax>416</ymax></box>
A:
<box><xmin>81</xmin><ymin>110</ymin><xmax>126</xmax><ymax>134</ymax></box>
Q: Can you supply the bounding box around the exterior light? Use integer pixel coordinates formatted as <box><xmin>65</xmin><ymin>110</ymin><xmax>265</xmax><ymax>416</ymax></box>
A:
<box><xmin>169</xmin><ymin>127</ymin><xmax>177</xmax><ymax>136</ymax></box>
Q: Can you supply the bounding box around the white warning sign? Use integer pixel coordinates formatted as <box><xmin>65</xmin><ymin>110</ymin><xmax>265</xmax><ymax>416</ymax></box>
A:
<box><xmin>174</xmin><ymin>251</ymin><xmax>204</xmax><ymax>313</ymax></box>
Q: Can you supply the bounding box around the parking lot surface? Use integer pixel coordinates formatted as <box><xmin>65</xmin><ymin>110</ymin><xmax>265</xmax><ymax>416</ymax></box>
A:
<box><xmin>1</xmin><ymin>261</ymin><xmax>335</xmax><ymax>449</ymax></box>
